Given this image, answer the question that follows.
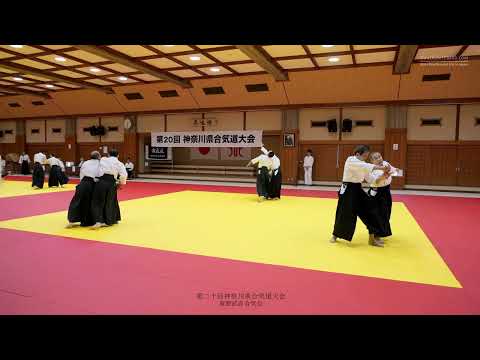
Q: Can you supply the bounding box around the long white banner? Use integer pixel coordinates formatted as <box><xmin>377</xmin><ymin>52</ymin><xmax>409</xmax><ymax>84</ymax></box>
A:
<box><xmin>151</xmin><ymin>130</ymin><xmax>263</xmax><ymax>148</ymax></box>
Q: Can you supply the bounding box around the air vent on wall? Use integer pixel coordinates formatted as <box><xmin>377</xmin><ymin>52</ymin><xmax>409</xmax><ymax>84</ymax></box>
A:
<box><xmin>159</xmin><ymin>90</ymin><xmax>179</xmax><ymax>98</ymax></box>
<box><xmin>311</xmin><ymin>120</ymin><xmax>327</xmax><ymax>127</ymax></box>
<box><xmin>8</xmin><ymin>103</ymin><xmax>21</xmax><ymax>108</ymax></box>
<box><xmin>32</xmin><ymin>101</ymin><xmax>45</xmax><ymax>106</ymax></box>
<box><xmin>124</xmin><ymin>92</ymin><xmax>144</xmax><ymax>100</ymax></box>
<box><xmin>0</xmin><ymin>130</ymin><xmax>3</xmax><ymax>137</ymax></box>
<box><xmin>245</xmin><ymin>83</ymin><xmax>269</xmax><ymax>92</ymax></box>
<box><xmin>421</xmin><ymin>118</ymin><xmax>442</xmax><ymax>126</ymax></box>
<box><xmin>83</xmin><ymin>127</ymin><xmax>91</xmax><ymax>132</ymax></box>
<box><xmin>203</xmin><ymin>86</ymin><xmax>225</xmax><ymax>95</ymax></box>
<box><xmin>31</xmin><ymin>129</ymin><xmax>40</xmax><ymax>134</ymax></box>
<box><xmin>422</xmin><ymin>73</ymin><xmax>451</xmax><ymax>81</ymax></box>
<box><xmin>475</xmin><ymin>118</ymin><xmax>480</xmax><ymax>126</ymax></box>
<box><xmin>5</xmin><ymin>130</ymin><xmax>13</xmax><ymax>135</ymax></box>
<box><xmin>52</xmin><ymin>128</ymin><xmax>62</xmax><ymax>133</ymax></box>
<box><xmin>355</xmin><ymin>120</ymin><xmax>373</xmax><ymax>127</ymax></box>
<box><xmin>107</xmin><ymin>126</ymin><xmax>118</xmax><ymax>132</ymax></box>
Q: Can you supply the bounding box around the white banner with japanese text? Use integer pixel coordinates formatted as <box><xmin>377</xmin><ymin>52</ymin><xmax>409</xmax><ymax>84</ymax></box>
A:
<box><xmin>151</xmin><ymin>130</ymin><xmax>263</xmax><ymax>148</ymax></box>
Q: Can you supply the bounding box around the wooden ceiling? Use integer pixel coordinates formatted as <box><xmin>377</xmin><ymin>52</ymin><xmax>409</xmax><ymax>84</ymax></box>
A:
<box><xmin>0</xmin><ymin>44</ymin><xmax>477</xmax><ymax>98</ymax></box>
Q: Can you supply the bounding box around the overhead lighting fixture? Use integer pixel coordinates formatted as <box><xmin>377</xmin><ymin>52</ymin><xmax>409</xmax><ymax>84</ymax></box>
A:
<box><xmin>12</xmin><ymin>77</ymin><xmax>24</xmax><ymax>81</ymax></box>
<box><xmin>45</xmin><ymin>84</ymin><xmax>54</xmax><ymax>88</ymax></box>
<box><xmin>322</xmin><ymin>45</ymin><xmax>335</xmax><ymax>48</ymax></box>
<box><xmin>163</xmin><ymin>45</ymin><xmax>175</xmax><ymax>47</ymax></box>
<box><xmin>54</xmin><ymin>56</ymin><xmax>66</xmax><ymax>62</ymax></box>
<box><xmin>189</xmin><ymin>56</ymin><xmax>201</xmax><ymax>61</ymax></box>
<box><xmin>210</xmin><ymin>67</ymin><xmax>220</xmax><ymax>72</ymax></box>
<box><xmin>10</xmin><ymin>45</ymin><xmax>23</xmax><ymax>49</ymax></box>
<box><xmin>90</xmin><ymin>68</ymin><xmax>100</xmax><ymax>73</ymax></box>
<box><xmin>118</xmin><ymin>76</ymin><xmax>128</xmax><ymax>81</ymax></box>
<box><xmin>328</xmin><ymin>57</ymin><xmax>340</xmax><ymax>62</ymax></box>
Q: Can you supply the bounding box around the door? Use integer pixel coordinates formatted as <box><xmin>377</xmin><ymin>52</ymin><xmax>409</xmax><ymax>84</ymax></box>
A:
<box><xmin>457</xmin><ymin>145</ymin><xmax>480</xmax><ymax>186</ymax></box>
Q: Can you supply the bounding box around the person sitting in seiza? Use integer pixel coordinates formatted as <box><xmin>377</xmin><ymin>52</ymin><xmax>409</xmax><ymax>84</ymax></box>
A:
<box><xmin>66</xmin><ymin>151</ymin><xmax>101</xmax><ymax>228</ymax></box>
<box><xmin>90</xmin><ymin>149</ymin><xmax>128</xmax><ymax>229</ymax></box>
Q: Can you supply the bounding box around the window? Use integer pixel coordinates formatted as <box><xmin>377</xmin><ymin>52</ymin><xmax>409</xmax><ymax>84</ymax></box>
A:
<box><xmin>52</xmin><ymin>128</ymin><xmax>62</xmax><ymax>133</ymax></box>
<box><xmin>355</xmin><ymin>120</ymin><xmax>373</xmax><ymax>127</ymax></box>
<box><xmin>421</xmin><ymin>118</ymin><xmax>442</xmax><ymax>126</ymax></box>
<box><xmin>311</xmin><ymin>120</ymin><xmax>327</xmax><ymax>127</ymax></box>
<box><xmin>422</xmin><ymin>74</ymin><xmax>450</xmax><ymax>81</ymax></box>
<box><xmin>124</xmin><ymin>92</ymin><xmax>144</xmax><ymax>100</ymax></box>
<box><xmin>245</xmin><ymin>83</ymin><xmax>269</xmax><ymax>92</ymax></box>
<box><xmin>203</xmin><ymin>86</ymin><xmax>225</xmax><ymax>95</ymax></box>
<box><xmin>159</xmin><ymin>90</ymin><xmax>179</xmax><ymax>98</ymax></box>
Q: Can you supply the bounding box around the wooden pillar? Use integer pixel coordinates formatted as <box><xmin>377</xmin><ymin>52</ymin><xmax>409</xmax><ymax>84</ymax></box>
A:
<box><xmin>281</xmin><ymin>109</ymin><xmax>300</xmax><ymax>185</ymax></box>
<box><xmin>385</xmin><ymin>105</ymin><xmax>407</xmax><ymax>189</ymax></box>
<box><xmin>64</xmin><ymin>118</ymin><xmax>77</xmax><ymax>162</ymax></box>
<box><xmin>15</xmin><ymin>119</ymin><xmax>26</xmax><ymax>154</ymax></box>
<box><xmin>123</xmin><ymin>115</ymin><xmax>138</xmax><ymax>168</ymax></box>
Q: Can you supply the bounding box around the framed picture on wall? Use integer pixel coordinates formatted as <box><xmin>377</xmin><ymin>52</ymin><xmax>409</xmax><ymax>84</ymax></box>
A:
<box><xmin>283</xmin><ymin>133</ymin><xmax>295</xmax><ymax>147</ymax></box>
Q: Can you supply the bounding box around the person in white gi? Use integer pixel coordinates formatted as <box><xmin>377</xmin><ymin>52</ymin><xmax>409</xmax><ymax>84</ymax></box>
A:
<box><xmin>19</xmin><ymin>152</ymin><xmax>31</xmax><ymax>175</ymax></box>
<box><xmin>260</xmin><ymin>144</ymin><xmax>281</xmax><ymax>200</ymax></box>
<box><xmin>32</xmin><ymin>151</ymin><xmax>47</xmax><ymax>189</ymax></box>
<box><xmin>303</xmin><ymin>149</ymin><xmax>314</xmax><ymax>186</ymax></box>
<box><xmin>125</xmin><ymin>158</ymin><xmax>134</xmax><ymax>179</ymax></box>
<box><xmin>247</xmin><ymin>152</ymin><xmax>273</xmax><ymax>202</ymax></box>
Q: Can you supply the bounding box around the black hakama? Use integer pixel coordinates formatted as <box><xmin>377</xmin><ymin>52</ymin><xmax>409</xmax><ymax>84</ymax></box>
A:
<box><xmin>91</xmin><ymin>174</ymin><xmax>121</xmax><ymax>226</ymax></box>
<box><xmin>67</xmin><ymin>176</ymin><xmax>96</xmax><ymax>226</ymax></box>
<box><xmin>332</xmin><ymin>182</ymin><xmax>380</xmax><ymax>241</ymax></box>
<box><xmin>59</xmin><ymin>170</ymin><xmax>69</xmax><ymax>185</ymax></box>
<box><xmin>366</xmin><ymin>185</ymin><xmax>392</xmax><ymax>237</ymax></box>
<box><xmin>268</xmin><ymin>167</ymin><xmax>282</xmax><ymax>199</ymax></box>
<box><xmin>256</xmin><ymin>166</ymin><xmax>270</xmax><ymax>198</ymax></box>
<box><xmin>48</xmin><ymin>165</ymin><xmax>63</xmax><ymax>187</ymax></box>
<box><xmin>127</xmin><ymin>169</ymin><xmax>133</xmax><ymax>179</ymax></box>
<box><xmin>21</xmin><ymin>160</ymin><xmax>30</xmax><ymax>175</ymax></box>
<box><xmin>31</xmin><ymin>163</ymin><xmax>45</xmax><ymax>189</ymax></box>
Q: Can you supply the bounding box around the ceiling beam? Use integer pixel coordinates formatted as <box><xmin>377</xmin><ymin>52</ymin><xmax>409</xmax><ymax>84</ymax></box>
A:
<box><xmin>0</xmin><ymin>60</ymin><xmax>114</xmax><ymax>94</ymax></box>
<box><xmin>73</xmin><ymin>45</ymin><xmax>192</xmax><ymax>88</ymax></box>
<box><xmin>393</xmin><ymin>45</ymin><xmax>419</xmax><ymax>74</ymax></box>
<box><xmin>0</xmin><ymin>85</ymin><xmax>51</xmax><ymax>99</ymax></box>
<box><xmin>235</xmin><ymin>45</ymin><xmax>288</xmax><ymax>81</ymax></box>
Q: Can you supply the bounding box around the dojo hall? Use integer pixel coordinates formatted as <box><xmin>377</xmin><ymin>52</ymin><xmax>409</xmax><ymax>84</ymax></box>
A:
<box><xmin>0</xmin><ymin>44</ymin><xmax>479</xmax><ymax>315</ymax></box>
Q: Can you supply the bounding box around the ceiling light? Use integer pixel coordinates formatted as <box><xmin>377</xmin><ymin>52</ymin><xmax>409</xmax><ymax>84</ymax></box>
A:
<box><xmin>322</xmin><ymin>45</ymin><xmax>335</xmax><ymax>48</ymax></box>
<box><xmin>118</xmin><ymin>76</ymin><xmax>128</xmax><ymax>81</ymax></box>
<box><xmin>10</xmin><ymin>45</ymin><xmax>23</xmax><ymax>49</ymax></box>
<box><xmin>189</xmin><ymin>56</ymin><xmax>201</xmax><ymax>61</ymax></box>
<box><xmin>55</xmin><ymin>56</ymin><xmax>66</xmax><ymax>62</ymax></box>
<box><xmin>210</xmin><ymin>67</ymin><xmax>220</xmax><ymax>72</ymax></box>
<box><xmin>328</xmin><ymin>57</ymin><xmax>340</xmax><ymax>62</ymax></box>
<box><xmin>164</xmin><ymin>45</ymin><xmax>175</xmax><ymax>47</ymax></box>
<box><xmin>90</xmin><ymin>68</ymin><xmax>100</xmax><ymax>72</ymax></box>
<box><xmin>45</xmin><ymin>84</ymin><xmax>54</xmax><ymax>88</ymax></box>
<box><xmin>12</xmin><ymin>77</ymin><xmax>23</xmax><ymax>81</ymax></box>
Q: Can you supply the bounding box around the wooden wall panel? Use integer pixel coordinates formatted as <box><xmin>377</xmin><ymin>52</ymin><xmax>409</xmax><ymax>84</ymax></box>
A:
<box><xmin>298</xmin><ymin>143</ymin><xmax>338</xmax><ymax>181</ymax></box>
<box><xmin>384</xmin><ymin>128</ymin><xmax>407</xmax><ymax>188</ymax></box>
<box><xmin>45</xmin><ymin>119</ymin><xmax>66</xmax><ymax>143</ymax></box>
<box><xmin>77</xmin><ymin>117</ymin><xmax>99</xmax><ymax>143</ymax></box>
<box><xmin>137</xmin><ymin>114</ymin><xmax>165</xmax><ymax>133</ymax></box>
<box><xmin>459</xmin><ymin>104</ymin><xmax>480</xmax><ymax>141</ymax></box>
<box><xmin>100</xmin><ymin>116</ymin><xmax>124</xmax><ymax>143</ymax></box>
<box><xmin>407</xmin><ymin>105</ymin><xmax>457</xmax><ymax>140</ymax></box>
<box><xmin>26</xmin><ymin>119</ymin><xmax>46</xmax><ymax>143</ymax></box>
<box><xmin>341</xmin><ymin>106</ymin><xmax>386</xmax><ymax>141</ymax></box>
<box><xmin>429</xmin><ymin>145</ymin><xmax>457</xmax><ymax>186</ymax></box>
<box><xmin>457</xmin><ymin>145</ymin><xmax>480</xmax><ymax>186</ymax></box>
<box><xmin>406</xmin><ymin>145</ymin><xmax>430</xmax><ymax>185</ymax></box>
<box><xmin>245</xmin><ymin>110</ymin><xmax>282</xmax><ymax>131</ymax></box>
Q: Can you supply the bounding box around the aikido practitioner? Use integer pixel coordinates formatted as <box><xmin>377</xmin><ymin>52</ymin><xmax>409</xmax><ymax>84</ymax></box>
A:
<box><xmin>260</xmin><ymin>144</ymin><xmax>281</xmax><ymax>200</ymax></box>
<box><xmin>303</xmin><ymin>149</ymin><xmax>314</xmax><ymax>186</ymax></box>
<box><xmin>247</xmin><ymin>150</ymin><xmax>273</xmax><ymax>202</ymax></box>
<box><xmin>363</xmin><ymin>152</ymin><xmax>397</xmax><ymax>245</ymax></box>
<box><xmin>66</xmin><ymin>151</ymin><xmax>101</xmax><ymax>228</ymax></box>
<box><xmin>58</xmin><ymin>157</ymin><xmax>69</xmax><ymax>185</ymax></box>
<box><xmin>330</xmin><ymin>145</ymin><xmax>390</xmax><ymax>247</ymax></box>
<box><xmin>46</xmin><ymin>154</ymin><xmax>65</xmax><ymax>188</ymax></box>
<box><xmin>125</xmin><ymin>158</ymin><xmax>134</xmax><ymax>179</ymax></box>
<box><xmin>32</xmin><ymin>150</ymin><xmax>47</xmax><ymax>189</ymax></box>
<box><xmin>90</xmin><ymin>149</ymin><xmax>128</xmax><ymax>229</ymax></box>
<box><xmin>19</xmin><ymin>152</ymin><xmax>31</xmax><ymax>175</ymax></box>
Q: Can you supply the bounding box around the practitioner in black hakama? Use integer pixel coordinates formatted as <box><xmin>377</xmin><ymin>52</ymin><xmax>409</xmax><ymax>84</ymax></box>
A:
<box><xmin>260</xmin><ymin>145</ymin><xmax>282</xmax><ymax>200</ymax></box>
<box><xmin>90</xmin><ymin>149</ymin><xmax>128</xmax><ymax>229</ymax></box>
<box><xmin>247</xmin><ymin>152</ymin><xmax>273</xmax><ymax>202</ymax></box>
<box><xmin>19</xmin><ymin>152</ymin><xmax>31</xmax><ymax>175</ymax></box>
<box><xmin>330</xmin><ymin>145</ymin><xmax>390</xmax><ymax>247</ymax></box>
<box><xmin>47</xmin><ymin>154</ymin><xmax>63</xmax><ymax>188</ymax></box>
<box><xmin>66</xmin><ymin>151</ymin><xmax>101</xmax><ymax>228</ymax></box>
<box><xmin>364</xmin><ymin>152</ymin><xmax>398</xmax><ymax>243</ymax></box>
<box><xmin>32</xmin><ymin>151</ymin><xmax>47</xmax><ymax>189</ymax></box>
